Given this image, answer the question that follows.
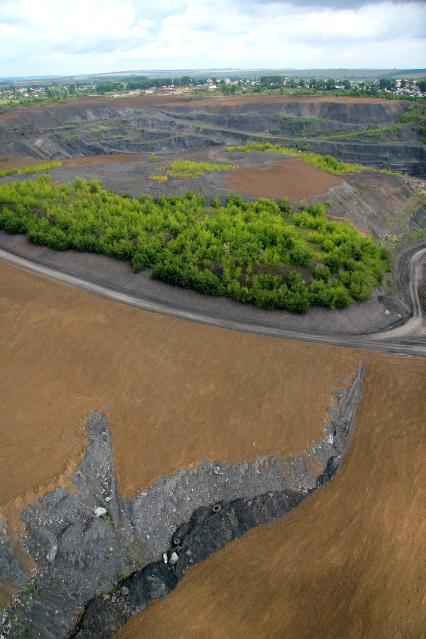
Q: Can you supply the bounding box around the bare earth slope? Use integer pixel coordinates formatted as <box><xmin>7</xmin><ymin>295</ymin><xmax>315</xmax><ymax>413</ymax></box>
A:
<box><xmin>0</xmin><ymin>262</ymin><xmax>425</xmax><ymax>637</ymax></box>
<box><xmin>118</xmin><ymin>354</ymin><xmax>426</xmax><ymax>639</ymax></box>
<box><xmin>0</xmin><ymin>260</ymin><xmax>361</xmax><ymax>510</ymax></box>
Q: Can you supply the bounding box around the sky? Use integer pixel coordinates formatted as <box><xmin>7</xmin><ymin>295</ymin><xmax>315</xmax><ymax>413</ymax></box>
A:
<box><xmin>0</xmin><ymin>0</ymin><xmax>425</xmax><ymax>77</ymax></box>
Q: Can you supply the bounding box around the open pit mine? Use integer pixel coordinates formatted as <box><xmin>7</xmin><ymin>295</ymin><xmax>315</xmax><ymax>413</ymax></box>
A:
<box><xmin>0</xmin><ymin>94</ymin><xmax>425</xmax><ymax>639</ymax></box>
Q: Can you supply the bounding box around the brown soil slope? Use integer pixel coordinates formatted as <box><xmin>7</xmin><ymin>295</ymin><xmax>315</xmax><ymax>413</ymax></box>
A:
<box><xmin>118</xmin><ymin>355</ymin><xmax>426</xmax><ymax>639</ymax></box>
<box><xmin>226</xmin><ymin>158</ymin><xmax>342</xmax><ymax>200</ymax></box>
<box><xmin>0</xmin><ymin>261</ymin><xmax>362</xmax><ymax>510</ymax></box>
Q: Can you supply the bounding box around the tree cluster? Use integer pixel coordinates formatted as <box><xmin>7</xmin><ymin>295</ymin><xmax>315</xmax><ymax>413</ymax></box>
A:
<box><xmin>0</xmin><ymin>177</ymin><xmax>389</xmax><ymax>313</ymax></box>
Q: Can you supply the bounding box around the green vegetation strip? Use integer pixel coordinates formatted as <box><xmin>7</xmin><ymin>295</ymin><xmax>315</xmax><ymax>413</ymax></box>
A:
<box><xmin>151</xmin><ymin>160</ymin><xmax>234</xmax><ymax>182</ymax></box>
<box><xmin>227</xmin><ymin>143</ymin><xmax>367</xmax><ymax>175</ymax></box>
<box><xmin>0</xmin><ymin>161</ymin><xmax>62</xmax><ymax>178</ymax></box>
<box><xmin>0</xmin><ymin>176</ymin><xmax>390</xmax><ymax>313</ymax></box>
<box><xmin>149</xmin><ymin>175</ymin><xmax>169</xmax><ymax>183</ymax></box>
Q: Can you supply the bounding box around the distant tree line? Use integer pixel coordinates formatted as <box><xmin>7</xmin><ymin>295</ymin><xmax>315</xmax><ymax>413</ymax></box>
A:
<box><xmin>95</xmin><ymin>76</ymin><xmax>195</xmax><ymax>94</ymax></box>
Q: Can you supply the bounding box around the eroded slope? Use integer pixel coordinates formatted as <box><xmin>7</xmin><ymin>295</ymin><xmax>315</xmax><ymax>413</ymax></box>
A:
<box><xmin>0</xmin><ymin>95</ymin><xmax>423</xmax><ymax>175</ymax></box>
<box><xmin>0</xmin><ymin>260</ymin><xmax>362</xmax><ymax>511</ymax></box>
<box><xmin>118</xmin><ymin>354</ymin><xmax>426</xmax><ymax>639</ymax></box>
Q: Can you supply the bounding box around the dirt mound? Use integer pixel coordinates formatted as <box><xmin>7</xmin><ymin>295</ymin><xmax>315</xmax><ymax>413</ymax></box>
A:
<box><xmin>118</xmin><ymin>354</ymin><xmax>426</xmax><ymax>639</ymax></box>
<box><xmin>226</xmin><ymin>158</ymin><xmax>342</xmax><ymax>200</ymax></box>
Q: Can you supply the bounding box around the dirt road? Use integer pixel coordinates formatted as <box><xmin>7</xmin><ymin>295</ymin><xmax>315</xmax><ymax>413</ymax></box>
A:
<box><xmin>0</xmin><ymin>244</ymin><xmax>424</xmax><ymax>357</ymax></box>
<box><xmin>372</xmin><ymin>247</ymin><xmax>426</xmax><ymax>341</ymax></box>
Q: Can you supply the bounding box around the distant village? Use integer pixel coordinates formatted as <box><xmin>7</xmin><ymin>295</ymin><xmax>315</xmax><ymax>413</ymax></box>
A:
<box><xmin>1</xmin><ymin>75</ymin><xmax>425</xmax><ymax>105</ymax></box>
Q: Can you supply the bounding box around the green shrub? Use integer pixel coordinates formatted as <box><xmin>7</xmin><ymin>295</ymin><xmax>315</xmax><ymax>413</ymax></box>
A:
<box><xmin>0</xmin><ymin>176</ymin><xmax>389</xmax><ymax>313</ymax></box>
<box><xmin>166</xmin><ymin>160</ymin><xmax>234</xmax><ymax>179</ymax></box>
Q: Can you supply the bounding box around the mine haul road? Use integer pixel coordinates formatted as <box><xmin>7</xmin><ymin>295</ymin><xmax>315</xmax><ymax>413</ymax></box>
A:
<box><xmin>0</xmin><ymin>244</ymin><xmax>425</xmax><ymax>357</ymax></box>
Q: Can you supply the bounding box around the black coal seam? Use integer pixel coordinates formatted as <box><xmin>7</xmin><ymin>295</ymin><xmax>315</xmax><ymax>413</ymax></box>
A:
<box><xmin>70</xmin><ymin>456</ymin><xmax>339</xmax><ymax>638</ymax></box>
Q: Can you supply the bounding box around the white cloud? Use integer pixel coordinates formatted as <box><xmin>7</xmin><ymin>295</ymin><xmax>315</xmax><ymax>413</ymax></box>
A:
<box><xmin>0</xmin><ymin>0</ymin><xmax>425</xmax><ymax>76</ymax></box>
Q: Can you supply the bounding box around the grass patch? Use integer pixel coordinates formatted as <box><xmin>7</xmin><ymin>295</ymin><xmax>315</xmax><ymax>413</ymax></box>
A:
<box><xmin>0</xmin><ymin>161</ymin><xmax>62</xmax><ymax>178</ymax></box>
<box><xmin>227</xmin><ymin>143</ymin><xmax>367</xmax><ymax>175</ymax></box>
<box><xmin>0</xmin><ymin>176</ymin><xmax>390</xmax><ymax>313</ymax></box>
<box><xmin>149</xmin><ymin>175</ymin><xmax>168</xmax><ymax>183</ymax></box>
<box><xmin>165</xmin><ymin>160</ymin><xmax>234</xmax><ymax>179</ymax></box>
<box><xmin>24</xmin><ymin>583</ymin><xmax>39</xmax><ymax>595</ymax></box>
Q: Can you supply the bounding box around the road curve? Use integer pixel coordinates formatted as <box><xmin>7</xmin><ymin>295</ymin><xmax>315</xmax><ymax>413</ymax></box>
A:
<box><xmin>0</xmin><ymin>245</ymin><xmax>425</xmax><ymax>357</ymax></box>
<box><xmin>371</xmin><ymin>247</ymin><xmax>426</xmax><ymax>341</ymax></box>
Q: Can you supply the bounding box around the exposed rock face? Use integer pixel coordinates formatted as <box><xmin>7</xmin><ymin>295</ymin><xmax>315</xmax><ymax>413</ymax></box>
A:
<box><xmin>409</xmin><ymin>206</ymin><xmax>426</xmax><ymax>231</ymax></box>
<box><xmin>0</xmin><ymin>97</ymin><xmax>423</xmax><ymax>175</ymax></box>
<box><xmin>305</xmin><ymin>138</ymin><xmax>426</xmax><ymax>176</ymax></box>
<box><xmin>1</xmin><ymin>364</ymin><xmax>364</xmax><ymax>638</ymax></box>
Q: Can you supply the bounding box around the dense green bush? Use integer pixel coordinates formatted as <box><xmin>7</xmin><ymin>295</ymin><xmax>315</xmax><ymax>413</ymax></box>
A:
<box><xmin>0</xmin><ymin>176</ymin><xmax>390</xmax><ymax>312</ymax></box>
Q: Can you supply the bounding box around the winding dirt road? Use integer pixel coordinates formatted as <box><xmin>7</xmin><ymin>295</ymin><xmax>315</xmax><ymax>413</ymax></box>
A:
<box><xmin>371</xmin><ymin>247</ymin><xmax>426</xmax><ymax>342</ymax></box>
<box><xmin>0</xmin><ymin>244</ymin><xmax>424</xmax><ymax>357</ymax></box>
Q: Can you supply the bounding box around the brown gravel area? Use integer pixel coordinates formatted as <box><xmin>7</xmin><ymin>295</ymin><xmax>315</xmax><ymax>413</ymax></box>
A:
<box><xmin>118</xmin><ymin>354</ymin><xmax>426</xmax><ymax>639</ymax></box>
<box><xmin>226</xmin><ymin>158</ymin><xmax>342</xmax><ymax>200</ymax></box>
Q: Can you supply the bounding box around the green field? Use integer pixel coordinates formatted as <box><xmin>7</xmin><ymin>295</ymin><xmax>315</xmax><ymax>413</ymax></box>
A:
<box><xmin>0</xmin><ymin>176</ymin><xmax>390</xmax><ymax>313</ymax></box>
